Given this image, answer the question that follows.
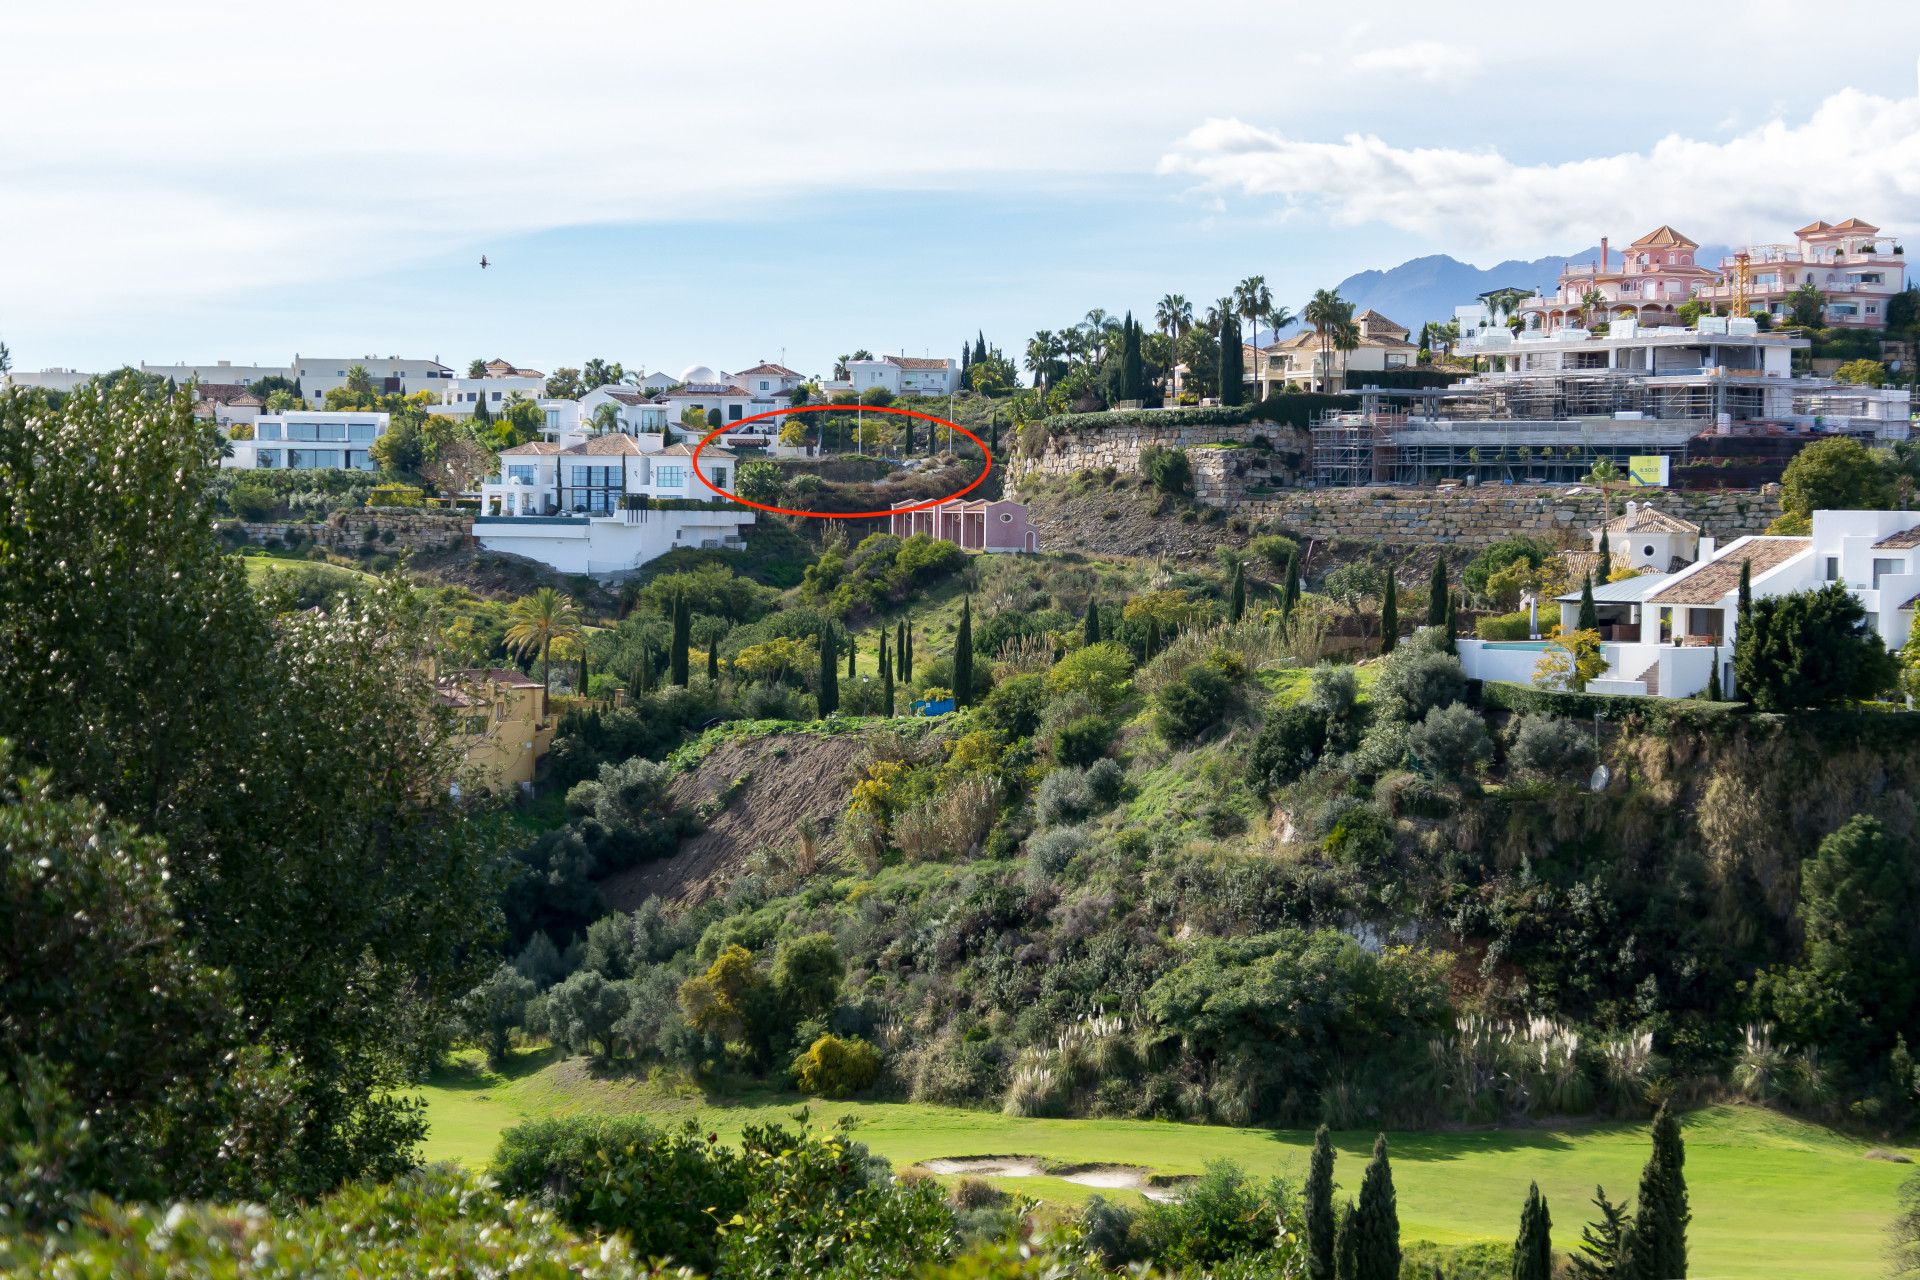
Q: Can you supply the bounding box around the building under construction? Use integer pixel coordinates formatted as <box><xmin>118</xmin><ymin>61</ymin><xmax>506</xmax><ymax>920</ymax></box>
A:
<box><xmin>1312</xmin><ymin>318</ymin><xmax>1911</xmax><ymax>487</ymax></box>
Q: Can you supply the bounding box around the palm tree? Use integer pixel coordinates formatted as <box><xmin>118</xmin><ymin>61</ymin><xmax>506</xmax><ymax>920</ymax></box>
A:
<box><xmin>1078</xmin><ymin>310</ymin><xmax>1112</xmax><ymax>368</ymax></box>
<box><xmin>589</xmin><ymin>402</ymin><xmax>621</xmax><ymax>435</ymax></box>
<box><xmin>1234</xmin><ymin>276</ymin><xmax>1274</xmax><ymax>398</ymax></box>
<box><xmin>1580</xmin><ymin>287</ymin><xmax>1606</xmax><ymax>329</ymax></box>
<box><xmin>1026</xmin><ymin>331</ymin><xmax>1057</xmax><ymax>391</ymax></box>
<box><xmin>1303</xmin><ymin>289</ymin><xmax>1352</xmax><ymax>393</ymax></box>
<box><xmin>1584</xmin><ymin>458</ymin><xmax>1625</xmax><ymax>535</ymax></box>
<box><xmin>504</xmin><ymin>587</ymin><xmax>584</xmax><ymax>720</ymax></box>
<box><xmin>1156</xmin><ymin>295</ymin><xmax>1192</xmax><ymax>396</ymax></box>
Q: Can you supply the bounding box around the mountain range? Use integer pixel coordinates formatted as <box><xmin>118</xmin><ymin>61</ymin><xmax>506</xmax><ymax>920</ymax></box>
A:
<box><xmin>1314</xmin><ymin>244</ymin><xmax>1733</xmax><ymax>333</ymax></box>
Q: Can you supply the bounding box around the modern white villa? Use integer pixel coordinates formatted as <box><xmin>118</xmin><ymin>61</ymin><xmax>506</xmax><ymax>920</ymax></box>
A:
<box><xmin>473</xmin><ymin>436</ymin><xmax>753</xmax><ymax>577</ymax></box>
<box><xmin>834</xmin><ymin>354</ymin><xmax>961</xmax><ymax>397</ymax></box>
<box><xmin>1460</xmin><ymin>509</ymin><xmax>1920</xmax><ymax>699</ymax></box>
<box><xmin>222</xmin><ymin>411</ymin><xmax>389</xmax><ymax>470</ymax></box>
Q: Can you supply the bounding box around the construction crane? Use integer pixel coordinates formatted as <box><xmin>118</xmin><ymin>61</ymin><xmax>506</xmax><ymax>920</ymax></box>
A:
<box><xmin>1728</xmin><ymin>251</ymin><xmax>1750</xmax><ymax>317</ymax></box>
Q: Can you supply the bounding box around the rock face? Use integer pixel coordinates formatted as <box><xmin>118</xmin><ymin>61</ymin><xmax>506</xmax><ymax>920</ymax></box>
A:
<box><xmin>1016</xmin><ymin>422</ymin><xmax>1311</xmax><ymax>505</ymax></box>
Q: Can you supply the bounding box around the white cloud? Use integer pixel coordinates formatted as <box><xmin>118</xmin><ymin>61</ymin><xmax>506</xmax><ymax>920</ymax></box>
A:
<box><xmin>1159</xmin><ymin>74</ymin><xmax>1920</xmax><ymax>256</ymax></box>
<box><xmin>1349</xmin><ymin>42</ymin><xmax>1480</xmax><ymax>83</ymax></box>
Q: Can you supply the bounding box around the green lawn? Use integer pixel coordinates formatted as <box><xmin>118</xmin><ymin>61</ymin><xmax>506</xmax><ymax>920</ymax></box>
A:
<box><xmin>416</xmin><ymin>1051</ymin><xmax>1913</xmax><ymax>1279</ymax></box>
<box><xmin>239</xmin><ymin>553</ymin><xmax>378</xmax><ymax>586</ymax></box>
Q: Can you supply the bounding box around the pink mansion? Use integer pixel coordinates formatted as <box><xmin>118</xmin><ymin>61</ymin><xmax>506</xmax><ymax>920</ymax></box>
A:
<box><xmin>889</xmin><ymin>497</ymin><xmax>1038</xmax><ymax>553</ymax></box>
<box><xmin>1519</xmin><ymin>219</ymin><xmax>1906</xmax><ymax>335</ymax></box>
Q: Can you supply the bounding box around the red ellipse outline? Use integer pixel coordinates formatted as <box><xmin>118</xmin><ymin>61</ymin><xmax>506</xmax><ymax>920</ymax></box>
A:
<box><xmin>690</xmin><ymin>403</ymin><xmax>991</xmax><ymax>519</ymax></box>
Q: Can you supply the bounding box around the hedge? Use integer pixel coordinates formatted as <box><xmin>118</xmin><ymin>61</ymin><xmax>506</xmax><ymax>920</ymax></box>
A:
<box><xmin>1344</xmin><ymin>368</ymin><xmax>1466</xmax><ymax>391</ymax></box>
<box><xmin>1474</xmin><ymin>611</ymin><xmax>1532</xmax><ymax>641</ymax></box>
<box><xmin>1477</xmin><ymin>679</ymin><xmax>1749</xmax><ymax>731</ymax></box>
<box><xmin>1038</xmin><ymin>395</ymin><xmax>1358</xmax><ymax>436</ymax></box>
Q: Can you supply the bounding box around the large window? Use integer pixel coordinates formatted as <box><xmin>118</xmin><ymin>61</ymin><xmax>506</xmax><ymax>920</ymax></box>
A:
<box><xmin>656</xmin><ymin>466</ymin><xmax>686</xmax><ymax>490</ymax></box>
<box><xmin>508</xmin><ymin>464</ymin><xmax>537</xmax><ymax>484</ymax></box>
<box><xmin>257</xmin><ymin>422</ymin><xmax>283</xmax><ymax>441</ymax></box>
<box><xmin>346</xmin><ymin>450</ymin><xmax>374</xmax><ymax>471</ymax></box>
<box><xmin>1873</xmin><ymin>557</ymin><xmax>1904</xmax><ymax>588</ymax></box>
<box><xmin>287</xmin><ymin>449</ymin><xmax>343</xmax><ymax>469</ymax></box>
<box><xmin>349</xmin><ymin>422</ymin><xmax>377</xmax><ymax>442</ymax></box>
<box><xmin>256</xmin><ymin>449</ymin><xmax>282</xmax><ymax>468</ymax></box>
<box><xmin>287</xmin><ymin>421</ymin><xmax>349</xmax><ymax>442</ymax></box>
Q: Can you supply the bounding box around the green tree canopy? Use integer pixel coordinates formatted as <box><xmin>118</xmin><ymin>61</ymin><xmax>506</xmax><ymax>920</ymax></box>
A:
<box><xmin>1733</xmin><ymin>583</ymin><xmax>1897</xmax><ymax>709</ymax></box>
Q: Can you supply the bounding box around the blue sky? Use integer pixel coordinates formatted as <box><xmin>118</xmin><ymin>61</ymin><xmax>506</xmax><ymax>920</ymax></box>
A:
<box><xmin>5</xmin><ymin>1</ymin><xmax>1920</xmax><ymax>383</ymax></box>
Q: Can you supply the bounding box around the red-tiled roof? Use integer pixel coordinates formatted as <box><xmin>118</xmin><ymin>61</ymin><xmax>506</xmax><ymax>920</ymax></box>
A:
<box><xmin>1647</xmin><ymin>538</ymin><xmax>1809</xmax><ymax>606</ymax></box>
<box><xmin>481</xmin><ymin>359</ymin><xmax>545</xmax><ymax>378</ymax></box>
<box><xmin>1630</xmin><ymin>225</ymin><xmax>1698</xmax><ymax>250</ymax></box>
<box><xmin>500</xmin><ymin>441</ymin><xmax>563</xmax><ymax>455</ymax></box>
<box><xmin>1873</xmin><ymin>524</ymin><xmax>1920</xmax><ymax>550</ymax></box>
<box><xmin>885</xmin><ymin>355</ymin><xmax>951</xmax><ymax>371</ymax></box>
<box><xmin>566</xmin><ymin>434</ymin><xmax>645</xmax><ymax>456</ymax></box>
<box><xmin>735</xmin><ymin>362</ymin><xmax>801</xmax><ymax>378</ymax></box>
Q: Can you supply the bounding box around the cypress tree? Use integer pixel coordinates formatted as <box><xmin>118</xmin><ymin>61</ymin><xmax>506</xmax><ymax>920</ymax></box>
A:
<box><xmin>1428</xmin><ymin>558</ymin><xmax>1448</xmax><ymax>628</ymax></box>
<box><xmin>1622</xmin><ymin>1104</ymin><xmax>1688</xmax><ymax>1280</ymax></box>
<box><xmin>1219</xmin><ymin>313</ymin><xmax>1245</xmax><ymax>406</ymax></box>
<box><xmin>1335</xmin><ymin>1200</ymin><xmax>1359</xmax><ymax>1280</ymax></box>
<box><xmin>1380</xmin><ymin>573</ymin><xmax>1398</xmax><ymax>655</ymax></box>
<box><xmin>1737</xmin><ymin>557</ymin><xmax>1753</xmax><ymax>622</ymax></box>
<box><xmin>896</xmin><ymin>618</ymin><xmax>908</xmax><ymax>680</ymax></box>
<box><xmin>1307</xmin><ymin>1124</ymin><xmax>1337</xmax><ymax>1280</ymax></box>
<box><xmin>1283</xmin><ymin>549</ymin><xmax>1302</xmax><ymax>616</ymax></box>
<box><xmin>473</xmin><ymin>394</ymin><xmax>493</xmax><ymax>425</ymax></box>
<box><xmin>579</xmin><ymin>638</ymin><xmax>590</xmax><ymax>698</ymax></box>
<box><xmin>1570</xmin><ymin>1186</ymin><xmax>1631</xmax><ymax>1278</ymax></box>
<box><xmin>1352</xmin><ymin>1134</ymin><xmax>1400</xmax><ymax>1280</ymax></box>
<box><xmin>848</xmin><ymin>630</ymin><xmax>856</xmax><ymax>679</ymax></box>
<box><xmin>1706</xmin><ymin>646</ymin><xmax>1723</xmax><ymax>701</ymax></box>
<box><xmin>1511</xmin><ymin>1182</ymin><xmax>1552</xmax><ymax>1280</ymax></box>
<box><xmin>953</xmin><ymin>597</ymin><xmax>974</xmax><ymax>707</ymax></box>
<box><xmin>1597</xmin><ymin>529</ymin><xmax>1613</xmax><ymax>581</ymax></box>
<box><xmin>1444</xmin><ymin>590</ymin><xmax>1459</xmax><ymax>655</ymax></box>
<box><xmin>1084</xmin><ymin>597</ymin><xmax>1101</xmax><ymax>647</ymax></box>
<box><xmin>1146</xmin><ymin>617</ymin><xmax>1160</xmax><ymax>661</ymax></box>
<box><xmin>1229</xmin><ymin>560</ymin><xmax>1246</xmax><ymax>624</ymax></box>
<box><xmin>707</xmin><ymin>635</ymin><xmax>719</xmax><ymax>683</ymax></box>
<box><xmin>880</xmin><ymin>631</ymin><xmax>894</xmax><ymax>716</ymax></box>
<box><xmin>1578</xmin><ymin>575</ymin><xmax>1599</xmax><ymax>631</ymax></box>
<box><xmin>904</xmin><ymin>618</ymin><xmax>914</xmax><ymax>681</ymax></box>
<box><xmin>669</xmin><ymin>593</ymin><xmax>690</xmax><ymax>687</ymax></box>
<box><xmin>818</xmin><ymin>626</ymin><xmax>839</xmax><ymax>716</ymax></box>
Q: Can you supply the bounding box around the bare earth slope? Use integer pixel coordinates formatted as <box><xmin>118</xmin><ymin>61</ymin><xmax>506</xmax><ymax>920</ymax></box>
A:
<box><xmin>598</xmin><ymin>732</ymin><xmax>871</xmax><ymax>909</ymax></box>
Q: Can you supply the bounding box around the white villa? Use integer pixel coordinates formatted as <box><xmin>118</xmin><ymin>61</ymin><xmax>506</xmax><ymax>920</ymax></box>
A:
<box><xmin>838</xmin><ymin>354</ymin><xmax>961</xmax><ymax>398</ymax></box>
<box><xmin>136</xmin><ymin>355</ymin><xmax>457</xmax><ymax>401</ymax></box>
<box><xmin>1596</xmin><ymin>502</ymin><xmax>1709</xmax><ymax>573</ymax></box>
<box><xmin>222</xmin><ymin>411</ymin><xmax>388</xmax><ymax>471</ymax></box>
<box><xmin>1460</xmin><ymin>509</ymin><xmax>1920</xmax><ymax>699</ymax></box>
<box><xmin>474</xmin><ymin>436</ymin><xmax>753</xmax><ymax>577</ymax></box>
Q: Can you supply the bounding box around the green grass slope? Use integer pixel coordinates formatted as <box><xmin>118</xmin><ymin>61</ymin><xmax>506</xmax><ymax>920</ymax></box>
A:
<box><xmin>416</xmin><ymin>1051</ymin><xmax>1912</xmax><ymax>1279</ymax></box>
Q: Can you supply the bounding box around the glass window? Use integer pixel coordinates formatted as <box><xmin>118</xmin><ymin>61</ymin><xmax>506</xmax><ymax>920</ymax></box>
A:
<box><xmin>656</xmin><ymin>466</ymin><xmax>686</xmax><ymax>489</ymax></box>
<box><xmin>318</xmin><ymin>422</ymin><xmax>347</xmax><ymax>442</ymax></box>
<box><xmin>1873</xmin><ymin>557</ymin><xmax>1903</xmax><ymax>588</ymax></box>
<box><xmin>288</xmin><ymin>449</ymin><xmax>342</xmax><ymax>470</ymax></box>
<box><xmin>711</xmin><ymin>467</ymin><xmax>727</xmax><ymax>491</ymax></box>
<box><xmin>347</xmin><ymin>450</ymin><xmax>374</xmax><ymax>471</ymax></box>
<box><xmin>728</xmin><ymin>404</ymin><xmax>743</xmax><ymax>421</ymax></box>
<box><xmin>257</xmin><ymin>449</ymin><xmax>281</xmax><ymax>468</ymax></box>
<box><xmin>288</xmin><ymin>421</ymin><xmax>317</xmax><ymax>441</ymax></box>
<box><xmin>257</xmin><ymin>422</ymin><xmax>283</xmax><ymax>441</ymax></box>
<box><xmin>1825</xmin><ymin>556</ymin><xmax>1840</xmax><ymax>582</ymax></box>
<box><xmin>508</xmin><ymin>465</ymin><xmax>537</xmax><ymax>484</ymax></box>
<box><xmin>349</xmin><ymin>423</ymin><xmax>375</xmax><ymax>442</ymax></box>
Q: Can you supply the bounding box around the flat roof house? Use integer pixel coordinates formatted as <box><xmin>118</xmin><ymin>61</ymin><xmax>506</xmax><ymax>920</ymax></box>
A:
<box><xmin>222</xmin><ymin>411</ymin><xmax>388</xmax><ymax>471</ymax></box>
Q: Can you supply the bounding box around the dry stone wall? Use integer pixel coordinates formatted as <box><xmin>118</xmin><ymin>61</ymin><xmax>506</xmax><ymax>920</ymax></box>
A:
<box><xmin>1016</xmin><ymin>421</ymin><xmax>1311</xmax><ymax>505</ymax></box>
<box><xmin>225</xmin><ymin>508</ymin><xmax>472</xmax><ymax>552</ymax></box>
<box><xmin>1228</xmin><ymin>487</ymin><xmax>1782</xmax><ymax>550</ymax></box>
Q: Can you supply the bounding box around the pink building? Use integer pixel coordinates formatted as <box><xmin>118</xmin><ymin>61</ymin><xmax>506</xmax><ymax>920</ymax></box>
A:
<box><xmin>889</xmin><ymin>498</ymin><xmax>1038</xmax><ymax>553</ymax></box>
<box><xmin>1520</xmin><ymin>226</ymin><xmax>1716</xmax><ymax>334</ymax></box>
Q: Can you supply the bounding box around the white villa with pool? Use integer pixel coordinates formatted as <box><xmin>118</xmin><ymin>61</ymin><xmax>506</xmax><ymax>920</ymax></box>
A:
<box><xmin>1459</xmin><ymin>509</ymin><xmax>1920</xmax><ymax>699</ymax></box>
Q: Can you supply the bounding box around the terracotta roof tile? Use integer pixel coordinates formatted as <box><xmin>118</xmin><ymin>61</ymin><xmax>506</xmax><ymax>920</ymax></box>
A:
<box><xmin>500</xmin><ymin>441</ymin><xmax>562</xmax><ymax>455</ymax></box>
<box><xmin>1630</xmin><ymin>225</ymin><xmax>1698</xmax><ymax>250</ymax></box>
<box><xmin>1873</xmin><ymin>524</ymin><xmax>1920</xmax><ymax>550</ymax></box>
<box><xmin>1648</xmin><ymin>538</ymin><xmax>1809</xmax><ymax>607</ymax></box>
<box><xmin>885</xmin><ymin>355</ymin><xmax>952</xmax><ymax>371</ymax></box>
<box><xmin>1606</xmin><ymin>505</ymin><xmax>1699</xmax><ymax>535</ymax></box>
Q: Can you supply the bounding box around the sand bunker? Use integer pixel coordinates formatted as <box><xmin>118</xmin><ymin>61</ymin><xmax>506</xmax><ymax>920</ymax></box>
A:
<box><xmin>917</xmin><ymin>1156</ymin><xmax>1185</xmax><ymax>1202</ymax></box>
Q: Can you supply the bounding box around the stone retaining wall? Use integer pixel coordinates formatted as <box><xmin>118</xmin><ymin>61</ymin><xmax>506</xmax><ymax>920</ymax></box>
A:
<box><xmin>225</xmin><ymin>508</ymin><xmax>472</xmax><ymax>552</ymax></box>
<box><xmin>1015</xmin><ymin>422</ymin><xmax>1311</xmax><ymax>505</ymax></box>
<box><xmin>1228</xmin><ymin>487</ymin><xmax>1782</xmax><ymax>550</ymax></box>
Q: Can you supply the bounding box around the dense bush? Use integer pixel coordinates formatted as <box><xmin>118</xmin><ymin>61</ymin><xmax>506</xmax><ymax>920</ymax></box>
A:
<box><xmin>1405</xmin><ymin>703</ymin><xmax>1491</xmax><ymax>782</ymax></box>
<box><xmin>1155</xmin><ymin>661</ymin><xmax>1233</xmax><ymax>742</ymax></box>
<box><xmin>792</xmin><ymin>1034</ymin><xmax>883</xmax><ymax>1097</ymax></box>
<box><xmin>1139</xmin><ymin>445</ymin><xmax>1191</xmax><ymax>494</ymax></box>
<box><xmin>1371</xmin><ymin>633</ymin><xmax>1467</xmax><ymax>723</ymax></box>
<box><xmin>1505</xmin><ymin>715</ymin><xmax>1597</xmax><ymax>780</ymax></box>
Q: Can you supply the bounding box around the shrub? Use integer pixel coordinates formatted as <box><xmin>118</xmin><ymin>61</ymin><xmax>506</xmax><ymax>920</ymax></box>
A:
<box><xmin>1139</xmin><ymin>445</ymin><xmax>1191</xmax><ymax>494</ymax></box>
<box><xmin>1247</xmin><ymin>703</ymin><xmax>1328</xmax><ymax>795</ymax></box>
<box><xmin>1047</xmin><ymin>641</ymin><xmax>1134</xmax><ymax>709</ymax></box>
<box><xmin>792</xmin><ymin>1034</ymin><xmax>882</xmax><ymax>1098</ymax></box>
<box><xmin>1505</xmin><ymin>714</ymin><xmax>1596</xmax><ymax>780</ymax></box>
<box><xmin>1322</xmin><ymin>802</ymin><xmax>1395</xmax><ymax>866</ymax></box>
<box><xmin>1154</xmin><ymin>662</ymin><xmax>1233</xmax><ymax>742</ymax></box>
<box><xmin>1025</xmin><ymin>824</ymin><xmax>1089</xmax><ymax>885</ymax></box>
<box><xmin>1250</xmin><ymin>534</ymin><xmax>1301</xmax><ymax>575</ymax></box>
<box><xmin>367</xmin><ymin>482</ymin><xmax>426</xmax><ymax>507</ymax></box>
<box><xmin>1050</xmin><ymin>714</ymin><xmax>1113</xmax><ymax>766</ymax></box>
<box><xmin>1475</xmin><ymin>610</ymin><xmax>1532</xmax><ymax>641</ymax></box>
<box><xmin>1372</xmin><ymin>640</ymin><xmax>1466</xmax><ymax>724</ymax></box>
<box><xmin>1405</xmin><ymin>702</ymin><xmax>1490</xmax><ymax>781</ymax></box>
<box><xmin>228</xmin><ymin>482</ymin><xmax>277</xmax><ymax>521</ymax></box>
<box><xmin>1084</xmin><ymin>757</ymin><xmax>1124</xmax><ymax>806</ymax></box>
<box><xmin>1036</xmin><ymin>766</ymin><xmax>1095</xmax><ymax>827</ymax></box>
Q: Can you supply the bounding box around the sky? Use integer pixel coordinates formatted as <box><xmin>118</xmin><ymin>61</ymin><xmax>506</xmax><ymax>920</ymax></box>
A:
<box><xmin>4</xmin><ymin>0</ymin><xmax>1920</xmax><ymax>383</ymax></box>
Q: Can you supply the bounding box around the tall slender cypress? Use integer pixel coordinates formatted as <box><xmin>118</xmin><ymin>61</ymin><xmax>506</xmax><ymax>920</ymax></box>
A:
<box><xmin>1428</xmin><ymin>559</ymin><xmax>1448</xmax><ymax>628</ymax></box>
<box><xmin>1219</xmin><ymin>313</ymin><xmax>1245</xmax><ymax>407</ymax></box>
<box><xmin>1578</xmin><ymin>575</ymin><xmax>1599</xmax><ymax>631</ymax></box>
<box><xmin>953</xmin><ymin>597</ymin><xmax>973</xmax><ymax>707</ymax></box>
<box><xmin>1380</xmin><ymin>574</ymin><xmax>1398</xmax><ymax>655</ymax></box>
<box><xmin>1352</xmin><ymin>1134</ymin><xmax>1400</xmax><ymax>1280</ymax></box>
<box><xmin>817</xmin><ymin>626</ymin><xmax>839</xmax><ymax>716</ymax></box>
<box><xmin>1307</xmin><ymin>1124</ymin><xmax>1337</xmax><ymax>1280</ymax></box>
<box><xmin>1084</xmin><ymin>597</ymin><xmax>1101</xmax><ymax>648</ymax></box>
<box><xmin>1145</xmin><ymin>617</ymin><xmax>1160</xmax><ymax>660</ymax></box>
<box><xmin>1511</xmin><ymin>1182</ymin><xmax>1552</xmax><ymax>1280</ymax></box>
<box><xmin>707</xmin><ymin>635</ymin><xmax>719</xmax><ymax>683</ymax></box>
<box><xmin>896</xmin><ymin>618</ymin><xmax>907</xmax><ymax>680</ymax></box>
<box><xmin>903</xmin><ymin>617</ymin><xmax>914</xmax><ymax>681</ymax></box>
<box><xmin>669</xmin><ymin>593</ymin><xmax>690</xmax><ymax>687</ymax></box>
<box><xmin>1597</xmin><ymin>528</ymin><xmax>1613</xmax><ymax>581</ymax></box>
<box><xmin>1622</xmin><ymin>1104</ymin><xmax>1688</xmax><ymax>1280</ymax></box>
<box><xmin>847</xmin><ymin>630</ymin><xmax>856</xmax><ymax>679</ymax></box>
<box><xmin>1229</xmin><ymin>560</ymin><xmax>1246</xmax><ymax>624</ymax></box>
<box><xmin>1283</xmin><ymin>549</ymin><xmax>1302</xmax><ymax>616</ymax></box>
<box><xmin>880</xmin><ymin>631</ymin><xmax>894</xmax><ymax>716</ymax></box>
<box><xmin>1738</xmin><ymin>558</ymin><xmax>1753</xmax><ymax>622</ymax></box>
<box><xmin>1335</xmin><ymin>1200</ymin><xmax>1359</xmax><ymax>1280</ymax></box>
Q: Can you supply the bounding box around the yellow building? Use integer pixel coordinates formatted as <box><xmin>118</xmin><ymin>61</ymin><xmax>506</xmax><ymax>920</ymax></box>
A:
<box><xmin>437</xmin><ymin>667</ymin><xmax>553</xmax><ymax>793</ymax></box>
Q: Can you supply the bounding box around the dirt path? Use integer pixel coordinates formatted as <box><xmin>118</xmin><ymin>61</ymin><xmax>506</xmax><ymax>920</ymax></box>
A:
<box><xmin>598</xmin><ymin>732</ymin><xmax>872</xmax><ymax>909</ymax></box>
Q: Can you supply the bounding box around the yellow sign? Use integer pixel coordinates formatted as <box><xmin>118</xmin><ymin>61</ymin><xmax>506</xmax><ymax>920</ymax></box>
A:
<box><xmin>1627</xmin><ymin>455</ymin><xmax>1670</xmax><ymax>488</ymax></box>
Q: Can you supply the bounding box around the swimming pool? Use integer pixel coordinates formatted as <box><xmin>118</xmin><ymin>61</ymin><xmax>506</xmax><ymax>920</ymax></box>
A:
<box><xmin>1477</xmin><ymin>640</ymin><xmax>1551</xmax><ymax>651</ymax></box>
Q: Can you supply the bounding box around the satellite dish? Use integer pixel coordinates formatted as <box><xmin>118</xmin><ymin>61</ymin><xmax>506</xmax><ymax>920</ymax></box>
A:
<box><xmin>1589</xmin><ymin>764</ymin><xmax>1612</xmax><ymax>793</ymax></box>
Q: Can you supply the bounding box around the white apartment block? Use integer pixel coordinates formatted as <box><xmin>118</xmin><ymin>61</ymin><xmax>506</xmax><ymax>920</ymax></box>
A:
<box><xmin>222</xmin><ymin>411</ymin><xmax>389</xmax><ymax>471</ymax></box>
<box><xmin>2</xmin><ymin>367</ymin><xmax>97</xmax><ymax>394</ymax></box>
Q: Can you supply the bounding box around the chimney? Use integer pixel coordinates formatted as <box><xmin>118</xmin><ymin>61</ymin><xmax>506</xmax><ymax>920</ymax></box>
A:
<box><xmin>1601</xmin><ymin>238</ymin><xmax>1609</xmax><ymax>272</ymax></box>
